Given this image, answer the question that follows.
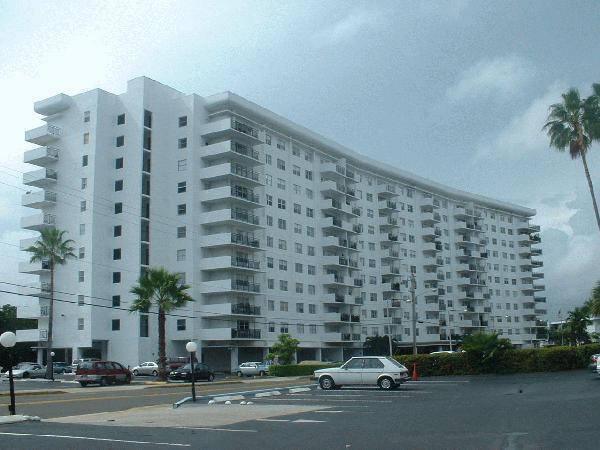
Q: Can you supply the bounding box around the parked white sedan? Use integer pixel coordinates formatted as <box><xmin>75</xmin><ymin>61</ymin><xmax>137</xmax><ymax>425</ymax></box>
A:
<box><xmin>314</xmin><ymin>356</ymin><xmax>409</xmax><ymax>390</ymax></box>
<box><xmin>3</xmin><ymin>362</ymin><xmax>46</xmax><ymax>379</ymax></box>
<box><xmin>132</xmin><ymin>362</ymin><xmax>159</xmax><ymax>376</ymax></box>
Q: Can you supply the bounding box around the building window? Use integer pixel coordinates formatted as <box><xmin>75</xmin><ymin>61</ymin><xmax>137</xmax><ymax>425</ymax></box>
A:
<box><xmin>112</xmin><ymin>295</ymin><xmax>121</xmax><ymax>307</ymax></box>
<box><xmin>113</xmin><ymin>248</ymin><xmax>121</xmax><ymax>260</ymax></box>
<box><xmin>177</xmin><ymin>249</ymin><xmax>186</xmax><ymax>261</ymax></box>
<box><xmin>116</xmin><ymin>136</ymin><xmax>124</xmax><ymax>147</ymax></box>
<box><xmin>117</xmin><ymin>114</ymin><xmax>125</xmax><ymax>125</ymax></box>
<box><xmin>112</xmin><ymin>319</ymin><xmax>120</xmax><ymax>331</ymax></box>
<box><xmin>277</xmin><ymin>178</ymin><xmax>286</xmax><ymax>190</ymax></box>
<box><xmin>80</xmin><ymin>201</ymin><xmax>87</xmax><ymax>212</ymax></box>
<box><xmin>178</xmin><ymin>138</ymin><xmax>187</xmax><ymax>149</ymax></box>
<box><xmin>265</xmin><ymin>134</ymin><xmax>272</xmax><ymax>145</ymax></box>
<box><xmin>269</xmin><ymin>322</ymin><xmax>275</xmax><ymax>332</ymax></box>
<box><xmin>79</xmin><ymin>223</ymin><xmax>85</xmax><ymax>235</ymax></box>
<box><xmin>80</xmin><ymin>178</ymin><xmax>87</xmax><ymax>190</ymax></box>
<box><xmin>280</xmin><ymin>280</ymin><xmax>288</xmax><ymax>291</ymax></box>
<box><xmin>112</xmin><ymin>272</ymin><xmax>121</xmax><ymax>283</ymax></box>
<box><xmin>179</xmin><ymin>116</ymin><xmax>187</xmax><ymax>127</ymax></box>
<box><xmin>177</xmin><ymin>226</ymin><xmax>186</xmax><ymax>238</ymax></box>
<box><xmin>309</xmin><ymin>304</ymin><xmax>316</xmax><ymax>314</ymax></box>
<box><xmin>278</xmin><ymin>199</ymin><xmax>286</xmax><ymax>209</ymax></box>
<box><xmin>113</xmin><ymin>225</ymin><xmax>122</xmax><ymax>237</ymax></box>
<box><xmin>177</xmin><ymin>204</ymin><xmax>186</xmax><ymax>215</ymax></box>
<box><xmin>78</xmin><ymin>318</ymin><xmax>84</xmax><ymax>330</ymax></box>
<box><xmin>82</xmin><ymin>155</ymin><xmax>88</xmax><ymax>167</ymax></box>
<box><xmin>77</xmin><ymin>295</ymin><xmax>84</xmax><ymax>306</ymax></box>
<box><xmin>307</xmin><ymin>246</ymin><xmax>315</xmax><ymax>256</ymax></box>
<box><xmin>114</xmin><ymin>202</ymin><xmax>123</xmax><ymax>214</ymax></box>
<box><xmin>83</xmin><ymin>111</ymin><xmax>90</xmax><ymax>122</ymax></box>
<box><xmin>144</xmin><ymin>110</ymin><xmax>152</xmax><ymax>128</ymax></box>
<box><xmin>115</xmin><ymin>157</ymin><xmax>123</xmax><ymax>169</ymax></box>
<box><xmin>177</xmin><ymin>319</ymin><xmax>186</xmax><ymax>331</ymax></box>
<box><xmin>177</xmin><ymin>181</ymin><xmax>187</xmax><ymax>193</ymax></box>
<box><xmin>115</xmin><ymin>180</ymin><xmax>123</xmax><ymax>191</ymax></box>
<box><xmin>280</xmin><ymin>301</ymin><xmax>288</xmax><ymax>311</ymax></box>
<box><xmin>177</xmin><ymin>159</ymin><xmax>187</xmax><ymax>171</ymax></box>
<box><xmin>78</xmin><ymin>247</ymin><xmax>85</xmax><ymax>259</ymax></box>
<box><xmin>293</xmin><ymin>165</ymin><xmax>300</xmax><ymax>176</ymax></box>
<box><xmin>294</xmin><ymin>203</ymin><xmax>301</xmax><ymax>214</ymax></box>
<box><xmin>140</xmin><ymin>315</ymin><xmax>149</xmax><ymax>337</ymax></box>
<box><xmin>83</xmin><ymin>133</ymin><xmax>89</xmax><ymax>144</ymax></box>
<box><xmin>277</xmin><ymin>159</ymin><xmax>285</xmax><ymax>170</ymax></box>
<box><xmin>306</xmin><ymin>208</ymin><xmax>314</xmax><ymax>218</ymax></box>
<box><xmin>305</xmin><ymin>170</ymin><xmax>313</xmax><ymax>180</ymax></box>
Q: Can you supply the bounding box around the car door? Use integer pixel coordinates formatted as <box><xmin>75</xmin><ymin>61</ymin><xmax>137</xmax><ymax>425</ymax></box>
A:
<box><xmin>32</xmin><ymin>364</ymin><xmax>44</xmax><ymax>377</ymax></box>
<box><xmin>335</xmin><ymin>358</ymin><xmax>365</xmax><ymax>385</ymax></box>
<box><xmin>141</xmin><ymin>363</ymin><xmax>150</xmax><ymax>375</ymax></box>
<box><xmin>361</xmin><ymin>358</ymin><xmax>385</xmax><ymax>385</ymax></box>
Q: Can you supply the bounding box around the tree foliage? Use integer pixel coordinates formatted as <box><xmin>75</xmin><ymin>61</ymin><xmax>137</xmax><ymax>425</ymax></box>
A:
<box><xmin>0</xmin><ymin>305</ymin><xmax>37</xmax><ymax>371</ymax></box>
<box><xmin>363</xmin><ymin>335</ymin><xmax>397</xmax><ymax>356</ymax></box>
<box><xmin>130</xmin><ymin>268</ymin><xmax>193</xmax><ymax>380</ymax></box>
<box><xmin>266</xmin><ymin>334</ymin><xmax>299</xmax><ymax>365</ymax></box>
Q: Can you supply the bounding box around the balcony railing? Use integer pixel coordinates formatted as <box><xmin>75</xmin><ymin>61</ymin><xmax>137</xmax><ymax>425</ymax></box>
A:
<box><xmin>232</xmin><ymin>142</ymin><xmax>260</xmax><ymax>160</ymax></box>
<box><xmin>231</xmin><ymin>187</ymin><xmax>259</xmax><ymax>203</ymax></box>
<box><xmin>232</xmin><ymin>328</ymin><xmax>261</xmax><ymax>339</ymax></box>
<box><xmin>231</xmin><ymin>279</ymin><xmax>260</xmax><ymax>292</ymax></box>
<box><xmin>232</xmin><ymin>257</ymin><xmax>260</xmax><ymax>270</ymax></box>
<box><xmin>232</xmin><ymin>119</ymin><xmax>259</xmax><ymax>138</ymax></box>
<box><xmin>231</xmin><ymin>232</ymin><xmax>259</xmax><ymax>247</ymax></box>
<box><xmin>231</xmin><ymin>304</ymin><xmax>261</xmax><ymax>315</ymax></box>
<box><xmin>231</xmin><ymin>163</ymin><xmax>260</xmax><ymax>182</ymax></box>
<box><xmin>231</xmin><ymin>209</ymin><xmax>259</xmax><ymax>225</ymax></box>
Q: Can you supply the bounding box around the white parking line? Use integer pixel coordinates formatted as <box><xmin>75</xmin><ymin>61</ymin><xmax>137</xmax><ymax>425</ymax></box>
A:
<box><xmin>406</xmin><ymin>380</ymin><xmax>470</xmax><ymax>383</ymax></box>
<box><xmin>0</xmin><ymin>432</ymin><xmax>190</xmax><ymax>446</ymax></box>
<box><xmin>176</xmin><ymin>426</ymin><xmax>257</xmax><ymax>433</ymax></box>
<box><xmin>314</xmin><ymin>410</ymin><xmax>345</xmax><ymax>413</ymax></box>
<box><xmin>292</xmin><ymin>419</ymin><xmax>326</xmax><ymax>423</ymax></box>
<box><xmin>256</xmin><ymin>418</ymin><xmax>290</xmax><ymax>422</ymax></box>
<box><xmin>253</xmin><ymin>398</ymin><xmax>394</xmax><ymax>403</ymax></box>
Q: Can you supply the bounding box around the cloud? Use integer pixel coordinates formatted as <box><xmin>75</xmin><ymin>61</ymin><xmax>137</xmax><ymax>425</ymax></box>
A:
<box><xmin>447</xmin><ymin>55</ymin><xmax>535</xmax><ymax>101</ymax></box>
<box><xmin>316</xmin><ymin>10</ymin><xmax>382</xmax><ymax>45</ymax></box>
<box><xmin>475</xmin><ymin>81</ymin><xmax>566</xmax><ymax>159</ymax></box>
<box><xmin>530</xmin><ymin>192</ymin><xmax>579</xmax><ymax>236</ymax></box>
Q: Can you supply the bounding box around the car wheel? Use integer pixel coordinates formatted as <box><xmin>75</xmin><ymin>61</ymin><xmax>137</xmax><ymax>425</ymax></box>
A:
<box><xmin>79</xmin><ymin>381</ymin><xmax>88</xmax><ymax>387</ymax></box>
<box><xmin>152</xmin><ymin>370</ymin><xmax>158</xmax><ymax>377</ymax></box>
<box><xmin>319</xmin><ymin>376</ymin><xmax>335</xmax><ymax>390</ymax></box>
<box><xmin>100</xmin><ymin>377</ymin><xmax>107</xmax><ymax>387</ymax></box>
<box><xmin>259</xmin><ymin>371</ymin><xmax>265</xmax><ymax>377</ymax></box>
<box><xmin>236</xmin><ymin>371</ymin><xmax>242</xmax><ymax>377</ymax></box>
<box><xmin>133</xmin><ymin>370</ymin><xmax>139</xmax><ymax>376</ymax></box>
<box><xmin>378</xmin><ymin>377</ymin><xmax>394</xmax><ymax>390</ymax></box>
<box><xmin>22</xmin><ymin>372</ymin><xmax>29</xmax><ymax>379</ymax></box>
<box><xmin>207</xmin><ymin>373</ymin><xmax>215</xmax><ymax>382</ymax></box>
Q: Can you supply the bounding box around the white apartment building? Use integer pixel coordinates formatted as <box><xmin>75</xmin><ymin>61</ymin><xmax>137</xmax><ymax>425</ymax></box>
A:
<box><xmin>18</xmin><ymin>77</ymin><xmax>546</xmax><ymax>370</ymax></box>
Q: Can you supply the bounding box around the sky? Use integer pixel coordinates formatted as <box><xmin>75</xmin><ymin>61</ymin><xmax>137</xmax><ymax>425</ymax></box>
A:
<box><xmin>0</xmin><ymin>0</ymin><xmax>599</xmax><ymax>319</ymax></box>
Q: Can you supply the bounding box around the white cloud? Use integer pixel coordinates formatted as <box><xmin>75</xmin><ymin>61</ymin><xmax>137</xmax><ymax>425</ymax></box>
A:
<box><xmin>447</xmin><ymin>55</ymin><xmax>535</xmax><ymax>101</ymax></box>
<box><xmin>475</xmin><ymin>81</ymin><xmax>566</xmax><ymax>159</ymax></box>
<box><xmin>530</xmin><ymin>193</ymin><xmax>579</xmax><ymax>236</ymax></box>
<box><xmin>316</xmin><ymin>10</ymin><xmax>382</xmax><ymax>45</ymax></box>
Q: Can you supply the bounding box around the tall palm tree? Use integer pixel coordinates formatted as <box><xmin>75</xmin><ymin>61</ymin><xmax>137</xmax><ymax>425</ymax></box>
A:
<box><xmin>584</xmin><ymin>281</ymin><xmax>600</xmax><ymax>318</ymax></box>
<box><xmin>25</xmin><ymin>228</ymin><xmax>75</xmax><ymax>379</ymax></box>
<box><xmin>130</xmin><ymin>268</ymin><xmax>193</xmax><ymax>381</ymax></box>
<box><xmin>543</xmin><ymin>86</ymin><xmax>600</xmax><ymax>232</ymax></box>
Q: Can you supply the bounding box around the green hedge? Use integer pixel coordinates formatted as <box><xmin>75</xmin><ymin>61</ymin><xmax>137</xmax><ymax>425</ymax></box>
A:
<box><xmin>269</xmin><ymin>364</ymin><xmax>337</xmax><ymax>377</ymax></box>
<box><xmin>396</xmin><ymin>344</ymin><xmax>600</xmax><ymax>376</ymax></box>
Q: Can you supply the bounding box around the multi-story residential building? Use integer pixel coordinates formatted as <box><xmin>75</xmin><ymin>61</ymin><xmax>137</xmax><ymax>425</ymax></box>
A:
<box><xmin>18</xmin><ymin>77</ymin><xmax>546</xmax><ymax>370</ymax></box>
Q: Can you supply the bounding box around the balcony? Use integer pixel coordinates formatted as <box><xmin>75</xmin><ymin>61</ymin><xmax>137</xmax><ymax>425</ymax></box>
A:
<box><xmin>381</xmin><ymin>248</ymin><xmax>401</xmax><ymax>262</ymax></box>
<box><xmin>377</xmin><ymin>184</ymin><xmax>397</xmax><ymax>198</ymax></box>
<box><xmin>19</xmin><ymin>259</ymin><xmax>51</xmax><ymax>274</ymax></box>
<box><xmin>19</xmin><ymin>281</ymin><xmax>51</xmax><ymax>299</ymax></box>
<box><xmin>201</xmin><ymin>140</ymin><xmax>261</xmax><ymax>164</ymax></box>
<box><xmin>202</xmin><ymin>186</ymin><xmax>261</xmax><ymax>207</ymax></box>
<box><xmin>199</xmin><ymin>162</ymin><xmax>263</xmax><ymax>186</ymax></box>
<box><xmin>323</xmin><ymin>273</ymin><xmax>354</xmax><ymax>287</ymax></box>
<box><xmin>21</xmin><ymin>212</ymin><xmax>56</xmax><ymax>231</ymax></box>
<box><xmin>421</xmin><ymin>211</ymin><xmax>441</xmax><ymax>224</ymax></box>
<box><xmin>200</xmin><ymin>232</ymin><xmax>262</xmax><ymax>250</ymax></box>
<box><xmin>25</xmin><ymin>124</ymin><xmax>62</xmax><ymax>145</ymax></box>
<box><xmin>201</xmin><ymin>255</ymin><xmax>261</xmax><ymax>273</ymax></box>
<box><xmin>202</xmin><ymin>303</ymin><xmax>262</xmax><ymax>317</ymax></box>
<box><xmin>200</xmin><ymin>117</ymin><xmax>261</xmax><ymax>144</ymax></box>
<box><xmin>200</xmin><ymin>328</ymin><xmax>262</xmax><ymax>340</ymax></box>
<box><xmin>518</xmin><ymin>224</ymin><xmax>541</xmax><ymax>234</ymax></box>
<box><xmin>22</xmin><ymin>190</ymin><xmax>57</xmax><ymax>209</ymax></box>
<box><xmin>323</xmin><ymin>333</ymin><xmax>362</xmax><ymax>343</ymax></box>
<box><xmin>19</xmin><ymin>236</ymin><xmax>39</xmax><ymax>251</ymax></box>
<box><xmin>323</xmin><ymin>255</ymin><xmax>358</xmax><ymax>269</ymax></box>
<box><xmin>322</xmin><ymin>216</ymin><xmax>356</xmax><ymax>234</ymax></box>
<box><xmin>322</xmin><ymin>236</ymin><xmax>359</xmax><ymax>252</ymax></box>
<box><xmin>17</xmin><ymin>303</ymin><xmax>49</xmax><ymax>319</ymax></box>
<box><xmin>16</xmin><ymin>328</ymin><xmax>47</xmax><ymax>343</ymax></box>
<box><xmin>23</xmin><ymin>168</ymin><xmax>57</xmax><ymax>188</ymax></box>
<box><xmin>202</xmin><ymin>208</ymin><xmax>262</xmax><ymax>229</ymax></box>
<box><xmin>323</xmin><ymin>293</ymin><xmax>348</xmax><ymax>304</ymax></box>
<box><xmin>24</xmin><ymin>146</ymin><xmax>59</xmax><ymax>166</ymax></box>
<box><xmin>34</xmin><ymin>93</ymin><xmax>72</xmax><ymax>115</ymax></box>
<box><xmin>200</xmin><ymin>279</ymin><xmax>261</xmax><ymax>295</ymax></box>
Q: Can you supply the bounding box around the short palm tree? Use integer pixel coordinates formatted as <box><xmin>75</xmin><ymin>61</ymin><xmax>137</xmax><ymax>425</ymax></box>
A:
<box><xmin>565</xmin><ymin>307</ymin><xmax>591</xmax><ymax>346</ymax></box>
<box><xmin>25</xmin><ymin>228</ymin><xmax>75</xmax><ymax>379</ymax></box>
<box><xmin>543</xmin><ymin>86</ymin><xmax>600</xmax><ymax>232</ymax></box>
<box><xmin>130</xmin><ymin>268</ymin><xmax>193</xmax><ymax>381</ymax></box>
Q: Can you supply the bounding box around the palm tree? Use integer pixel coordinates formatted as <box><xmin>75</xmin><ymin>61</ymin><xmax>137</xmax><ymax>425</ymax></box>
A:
<box><xmin>130</xmin><ymin>268</ymin><xmax>193</xmax><ymax>381</ymax></box>
<box><xmin>543</xmin><ymin>86</ymin><xmax>600</xmax><ymax>232</ymax></box>
<box><xmin>565</xmin><ymin>307</ymin><xmax>591</xmax><ymax>346</ymax></box>
<box><xmin>584</xmin><ymin>281</ymin><xmax>600</xmax><ymax>317</ymax></box>
<box><xmin>25</xmin><ymin>228</ymin><xmax>75</xmax><ymax>379</ymax></box>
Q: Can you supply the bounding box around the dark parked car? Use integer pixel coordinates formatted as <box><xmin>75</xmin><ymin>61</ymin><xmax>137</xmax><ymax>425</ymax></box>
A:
<box><xmin>75</xmin><ymin>361</ymin><xmax>132</xmax><ymax>387</ymax></box>
<box><xmin>168</xmin><ymin>363</ymin><xmax>214</xmax><ymax>382</ymax></box>
<box><xmin>53</xmin><ymin>362</ymin><xmax>72</xmax><ymax>374</ymax></box>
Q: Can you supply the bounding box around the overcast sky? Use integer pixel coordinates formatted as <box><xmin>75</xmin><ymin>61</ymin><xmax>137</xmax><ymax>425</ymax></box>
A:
<box><xmin>0</xmin><ymin>0</ymin><xmax>599</xmax><ymax>319</ymax></box>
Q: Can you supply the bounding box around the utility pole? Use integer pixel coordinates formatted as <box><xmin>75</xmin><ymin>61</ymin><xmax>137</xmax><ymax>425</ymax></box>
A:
<box><xmin>410</xmin><ymin>273</ymin><xmax>417</xmax><ymax>355</ymax></box>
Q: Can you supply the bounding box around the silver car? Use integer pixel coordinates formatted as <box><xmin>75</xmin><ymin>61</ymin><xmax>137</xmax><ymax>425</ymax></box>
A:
<box><xmin>3</xmin><ymin>362</ymin><xmax>46</xmax><ymax>379</ymax></box>
<box><xmin>132</xmin><ymin>362</ymin><xmax>159</xmax><ymax>376</ymax></box>
<box><xmin>314</xmin><ymin>356</ymin><xmax>409</xmax><ymax>390</ymax></box>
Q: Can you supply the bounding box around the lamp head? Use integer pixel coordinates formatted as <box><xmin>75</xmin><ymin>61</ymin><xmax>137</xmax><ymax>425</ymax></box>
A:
<box><xmin>0</xmin><ymin>331</ymin><xmax>17</xmax><ymax>348</ymax></box>
<box><xmin>185</xmin><ymin>341</ymin><xmax>198</xmax><ymax>353</ymax></box>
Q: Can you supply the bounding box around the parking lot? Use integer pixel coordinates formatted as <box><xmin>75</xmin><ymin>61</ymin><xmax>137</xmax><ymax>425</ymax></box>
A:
<box><xmin>1</xmin><ymin>370</ymin><xmax>599</xmax><ymax>449</ymax></box>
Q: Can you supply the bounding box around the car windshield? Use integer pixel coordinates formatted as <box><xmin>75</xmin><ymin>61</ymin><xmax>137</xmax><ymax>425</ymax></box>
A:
<box><xmin>385</xmin><ymin>357</ymin><xmax>406</xmax><ymax>369</ymax></box>
<box><xmin>14</xmin><ymin>363</ymin><xmax>33</xmax><ymax>369</ymax></box>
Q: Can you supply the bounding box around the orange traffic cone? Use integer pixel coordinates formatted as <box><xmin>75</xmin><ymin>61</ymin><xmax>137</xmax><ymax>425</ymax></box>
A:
<box><xmin>412</xmin><ymin>363</ymin><xmax>419</xmax><ymax>381</ymax></box>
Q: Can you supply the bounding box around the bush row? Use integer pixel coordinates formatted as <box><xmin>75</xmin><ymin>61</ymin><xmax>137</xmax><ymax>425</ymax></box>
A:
<box><xmin>269</xmin><ymin>364</ymin><xmax>337</xmax><ymax>377</ymax></box>
<box><xmin>396</xmin><ymin>344</ymin><xmax>600</xmax><ymax>376</ymax></box>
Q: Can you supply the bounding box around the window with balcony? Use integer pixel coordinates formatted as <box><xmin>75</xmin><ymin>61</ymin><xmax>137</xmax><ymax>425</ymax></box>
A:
<box><xmin>178</xmin><ymin>116</ymin><xmax>187</xmax><ymax>127</ymax></box>
<box><xmin>113</xmin><ymin>248</ymin><xmax>121</xmax><ymax>260</ymax></box>
<box><xmin>116</xmin><ymin>136</ymin><xmax>124</xmax><ymax>147</ymax></box>
<box><xmin>112</xmin><ymin>319</ymin><xmax>120</xmax><ymax>331</ymax></box>
<box><xmin>177</xmin><ymin>181</ymin><xmax>186</xmax><ymax>193</ymax></box>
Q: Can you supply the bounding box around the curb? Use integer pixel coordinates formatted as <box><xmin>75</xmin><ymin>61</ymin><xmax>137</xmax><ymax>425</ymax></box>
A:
<box><xmin>0</xmin><ymin>415</ymin><xmax>41</xmax><ymax>425</ymax></box>
<box><xmin>0</xmin><ymin>390</ymin><xmax>68</xmax><ymax>397</ymax></box>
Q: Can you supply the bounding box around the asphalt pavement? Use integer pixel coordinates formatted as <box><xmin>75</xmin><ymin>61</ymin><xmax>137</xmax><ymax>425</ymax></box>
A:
<box><xmin>0</xmin><ymin>370</ymin><xmax>598</xmax><ymax>449</ymax></box>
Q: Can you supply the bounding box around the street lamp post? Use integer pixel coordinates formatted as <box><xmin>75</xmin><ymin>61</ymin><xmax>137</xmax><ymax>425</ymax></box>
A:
<box><xmin>0</xmin><ymin>331</ymin><xmax>17</xmax><ymax>415</ymax></box>
<box><xmin>50</xmin><ymin>351</ymin><xmax>55</xmax><ymax>381</ymax></box>
<box><xmin>185</xmin><ymin>341</ymin><xmax>197</xmax><ymax>402</ymax></box>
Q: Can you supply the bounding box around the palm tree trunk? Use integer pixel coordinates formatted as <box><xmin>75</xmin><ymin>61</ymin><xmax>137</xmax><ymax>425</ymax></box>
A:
<box><xmin>45</xmin><ymin>264</ymin><xmax>54</xmax><ymax>380</ymax></box>
<box><xmin>158</xmin><ymin>308</ymin><xmax>167</xmax><ymax>381</ymax></box>
<box><xmin>581</xmin><ymin>151</ymin><xmax>600</xmax><ymax>232</ymax></box>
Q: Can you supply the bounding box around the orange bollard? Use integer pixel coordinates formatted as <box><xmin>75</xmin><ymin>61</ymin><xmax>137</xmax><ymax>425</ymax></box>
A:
<box><xmin>412</xmin><ymin>362</ymin><xmax>419</xmax><ymax>381</ymax></box>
